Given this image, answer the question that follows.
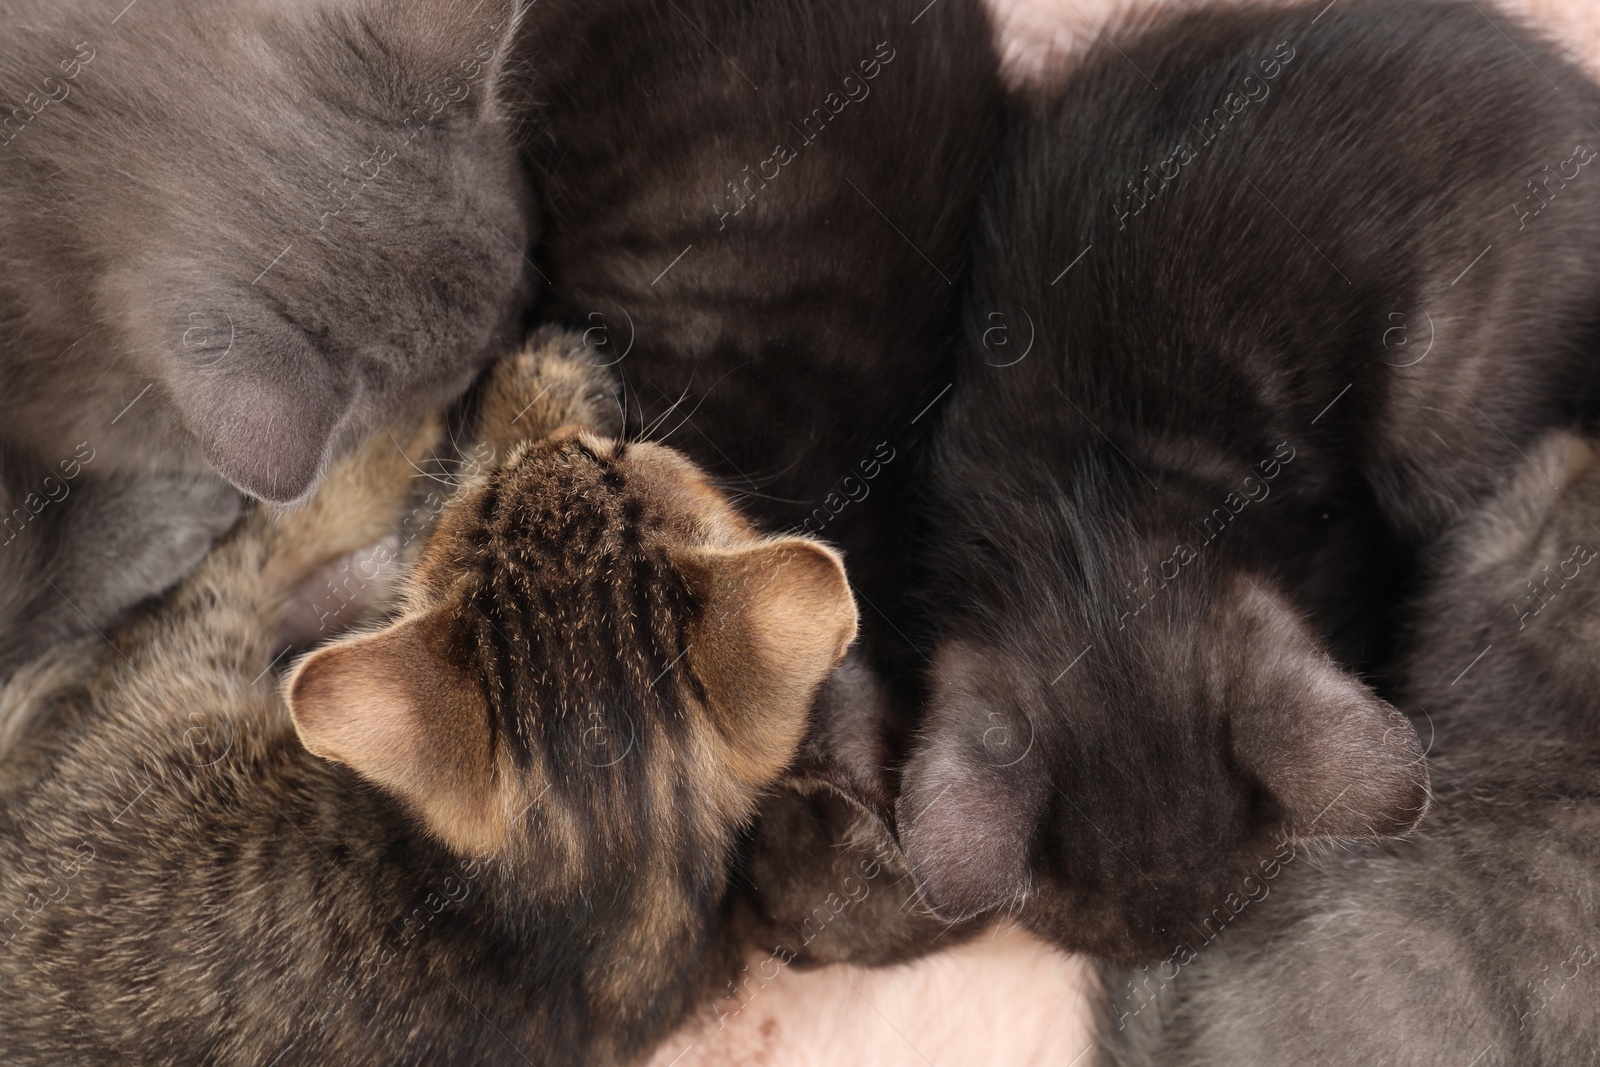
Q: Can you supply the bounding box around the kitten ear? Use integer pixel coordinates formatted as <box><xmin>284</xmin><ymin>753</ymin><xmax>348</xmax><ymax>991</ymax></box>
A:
<box><xmin>679</xmin><ymin>538</ymin><xmax>859</xmax><ymax>787</ymax></box>
<box><xmin>1230</xmin><ymin>631</ymin><xmax>1431</xmax><ymax>841</ymax></box>
<box><xmin>896</xmin><ymin>640</ymin><xmax>1048</xmax><ymax>921</ymax></box>
<box><xmin>166</xmin><ymin>303</ymin><xmax>352</xmax><ymax>504</ymax></box>
<box><xmin>285</xmin><ymin>609</ymin><xmax>503</xmax><ymax>855</ymax></box>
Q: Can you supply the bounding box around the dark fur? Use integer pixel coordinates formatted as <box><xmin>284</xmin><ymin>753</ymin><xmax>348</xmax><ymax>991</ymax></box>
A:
<box><xmin>0</xmin><ymin>0</ymin><xmax>532</xmax><ymax>679</ymax></box>
<box><xmin>721</xmin><ymin>655</ymin><xmax>982</xmax><ymax>984</ymax></box>
<box><xmin>1098</xmin><ymin>432</ymin><xmax>1600</xmax><ymax>1066</ymax></box>
<box><xmin>899</xmin><ymin>0</ymin><xmax>1600</xmax><ymax>958</ymax></box>
<box><xmin>502</xmin><ymin>0</ymin><xmax>1006</xmax><ymax>971</ymax></box>
<box><xmin>0</xmin><ymin>338</ymin><xmax>856</xmax><ymax>1065</ymax></box>
<box><xmin>513</xmin><ymin>0</ymin><xmax>1002</xmax><ymax>704</ymax></box>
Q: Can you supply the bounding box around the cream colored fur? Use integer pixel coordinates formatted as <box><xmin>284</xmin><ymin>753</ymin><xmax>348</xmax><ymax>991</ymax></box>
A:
<box><xmin>647</xmin><ymin>926</ymin><xmax>1095</xmax><ymax>1067</ymax></box>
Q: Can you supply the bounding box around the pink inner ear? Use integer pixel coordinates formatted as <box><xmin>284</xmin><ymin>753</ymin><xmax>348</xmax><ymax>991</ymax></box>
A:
<box><xmin>285</xmin><ymin>615</ymin><xmax>509</xmax><ymax>857</ymax></box>
<box><xmin>287</xmin><ymin>638</ymin><xmax>419</xmax><ymax>775</ymax></box>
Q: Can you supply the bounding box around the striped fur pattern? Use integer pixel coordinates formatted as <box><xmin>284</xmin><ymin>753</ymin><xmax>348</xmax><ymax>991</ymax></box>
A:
<box><xmin>501</xmin><ymin>0</ymin><xmax>1006</xmax><ymax>981</ymax></box>
<box><xmin>512</xmin><ymin>0</ymin><xmax>1004</xmax><ymax>741</ymax></box>
<box><xmin>0</xmin><ymin>334</ymin><xmax>857</xmax><ymax>1066</ymax></box>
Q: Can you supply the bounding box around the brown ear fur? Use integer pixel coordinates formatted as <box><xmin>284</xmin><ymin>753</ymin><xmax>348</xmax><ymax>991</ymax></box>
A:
<box><xmin>680</xmin><ymin>538</ymin><xmax>859</xmax><ymax>787</ymax></box>
<box><xmin>285</xmin><ymin>611</ymin><xmax>505</xmax><ymax>856</ymax></box>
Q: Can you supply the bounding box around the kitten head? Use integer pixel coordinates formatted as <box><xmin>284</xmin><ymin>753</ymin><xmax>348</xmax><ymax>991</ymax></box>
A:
<box><xmin>284</xmin><ymin>416</ymin><xmax>857</xmax><ymax>883</ymax></box>
<box><xmin>897</xmin><ymin>572</ymin><xmax>1429</xmax><ymax>959</ymax></box>
<box><xmin>104</xmin><ymin>0</ymin><xmax>534</xmax><ymax>502</ymax></box>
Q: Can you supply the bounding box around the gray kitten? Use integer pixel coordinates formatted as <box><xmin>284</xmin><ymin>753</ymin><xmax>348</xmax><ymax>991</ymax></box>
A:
<box><xmin>0</xmin><ymin>0</ymin><xmax>532</xmax><ymax>678</ymax></box>
<box><xmin>1098</xmin><ymin>433</ymin><xmax>1600</xmax><ymax>1067</ymax></box>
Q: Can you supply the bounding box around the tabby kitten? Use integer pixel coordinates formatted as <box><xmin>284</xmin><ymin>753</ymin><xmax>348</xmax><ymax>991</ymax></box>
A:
<box><xmin>898</xmin><ymin>0</ymin><xmax>1600</xmax><ymax>958</ymax></box>
<box><xmin>0</xmin><ymin>0</ymin><xmax>532</xmax><ymax>678</ymax></box>
<box><xmin>1099</xmin><ymin>432</ymin><xmax>1600</xmax><ymax>1067</ymax></box>
<box><xmin>0</xmin><ymin>334</ymin><xmax>857</xmax><ymax>1066</ymax></box>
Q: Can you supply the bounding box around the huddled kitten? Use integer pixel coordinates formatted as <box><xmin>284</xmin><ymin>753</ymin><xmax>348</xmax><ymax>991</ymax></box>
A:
<box><xmin>0</xmin><ymin>0</ymin><xmax>534</xmax><ymax>678</ymax></box>
<box><xmin>504</xmin><ymin>0</ymin><xmax>1006</xmax><ymax>970</ymax></box>
<box><xmin>512</xmin><ymin>0</ymin><xmax>1001</xmax><ymax>726</ymax></box>
<box><xmin>897</xmin><ymin>0</ymin><xmax>1600</xmax><ymax>957</ymax></box>
<box><xmin>1099</xmin><ymin>432</ymin><xmax>1600</xmax><ymax>1066</ymax></box>
<box><xmin>0</xmin><ymin>333</ymin><xmax>857</xmax><ymax>1066</ymax></box>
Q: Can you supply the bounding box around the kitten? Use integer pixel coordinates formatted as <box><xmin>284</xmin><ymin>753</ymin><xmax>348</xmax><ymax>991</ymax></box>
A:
<box><xmin>1097</xmin><ymin>432</ymin><xmax>1600</xmax><ymax>1066</ymax></box>
<box><xmin>513</xmin><ymin>0</ymin><xmax>1002</xmax><ymax>724</ymax></box>
<box><xmin>0</xmin><ymin>0</ymin><xmax>533</xmax><ymax>678</ymax></box>
<box><xmin>896</xmin><ymin>0</ymin><xmax>1600</xmax><ymax>958</ymax></box>
<box><xmin>0</xmin><ymin>333</ymin><xmax>857</xmax><ymax>1066</ymax></box>
<box><xmin>504</xmin><ymin>0</ymin><xmax>1004</xmax><ymax>973</ymax></box>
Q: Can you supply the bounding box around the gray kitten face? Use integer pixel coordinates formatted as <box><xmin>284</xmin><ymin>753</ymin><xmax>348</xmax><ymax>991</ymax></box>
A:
<box><xmin>98</xmin><ymin>0</ymin><xmax>532</xmax><ymax>501</ymax></box>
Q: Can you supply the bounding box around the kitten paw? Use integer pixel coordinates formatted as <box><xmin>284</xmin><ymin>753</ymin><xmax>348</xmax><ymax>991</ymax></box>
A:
<box><xmin>474</xmin><ymin>327</ymin><xmax>623</xmax><ymax>461</ymax></box>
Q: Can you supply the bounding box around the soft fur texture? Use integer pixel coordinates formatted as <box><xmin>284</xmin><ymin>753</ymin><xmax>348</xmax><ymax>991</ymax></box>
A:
<box><xmin>642</xmin><ymin>0</ymin><xmax>1600</xmax><ymax>1059</ymax></box>
<box><xmin>0</xmin><ymin>335</ymin><xmax>856</xmax><ymax>1065</ymax></box>
<box><xmin>0</xmin><ymin>0</ymin><xmax>533</xmax><ymax>679</ymax></box>
<box><xmin>899</xmin><ymin>0</ymin><xmax>1600</xmax><ymax>958</ymax></box>
<box><xmin>512</xmin><ymin>0</ymin><xmax>1002</xmax><ymax>721</ymax></box>
<box><xmin>1098</xmin><ymin>432</ymin><xmax>1600</xmax><ymax>1066</ymax></box>
<box><xmin>504</xmin><ymin>0</ymin><xmax>1009</xmax><ymax>981</ymax></box>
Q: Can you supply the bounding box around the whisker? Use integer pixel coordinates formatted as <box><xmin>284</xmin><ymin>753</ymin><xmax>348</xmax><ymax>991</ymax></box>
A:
<box><xmin>653</xmin><ymin>389</ymin><xmax>715</xmax><ymax>447</ymax></box>
<box><xmin>717</xmin><ymin>485</ymin><xmax>812</xmax><ymax>506</ymax></box>
<box><xmin>647</xmin><ymin>360</ymin><xmax>755</xmax><ymax>444</ymax></box>
<box><xmin>641</xmin><ymin>383</ymin><xmax>695</xmax><ymax>440</ymax></box>
<box><xmin>388</xmin><ymin>429</ymin><xmax>462</xmax><ymax>487</ymax></box>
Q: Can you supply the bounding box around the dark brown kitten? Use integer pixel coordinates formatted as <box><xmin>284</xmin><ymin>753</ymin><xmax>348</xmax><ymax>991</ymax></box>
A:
<box><xmin>513</xmin><ymin>0</ymin><xmax>1002</xmax><ymax>745</ymax></box>
<box><xmin>506</xmin><ymin>0</ymin><xmax>1005</xmax><ymax>978</ymax></box>
<box><xmin>899</xmin><ymin>0</ymin><xmax>1600</xmax><ymax>959</ymax></box>
<box><xmin>0</xmin><ymin>334</ymin><xmax>856</xmax><ymax>1066</ymax></box>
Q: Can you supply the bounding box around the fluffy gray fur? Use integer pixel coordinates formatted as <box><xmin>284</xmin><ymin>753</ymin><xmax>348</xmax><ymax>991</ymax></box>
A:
<box><xmin>0</xmin><ymin>0</ymin><xmax>533</xmax><ymax>678</ymax></box>
<box><xmin>1098</xmin><ymin>433</ymin><xmax>1600</xmax><ymax>1066</ymax></box>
